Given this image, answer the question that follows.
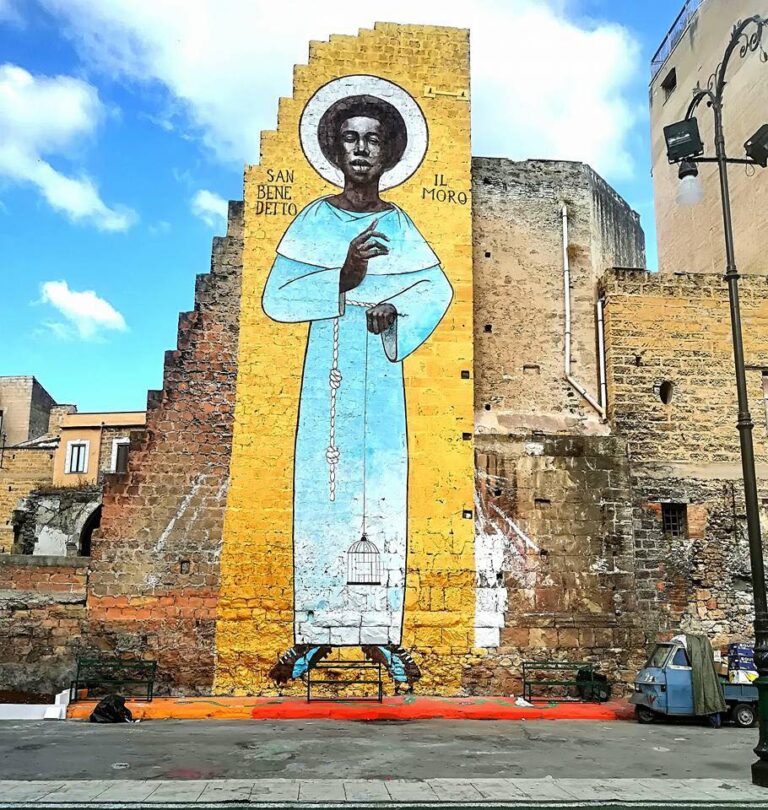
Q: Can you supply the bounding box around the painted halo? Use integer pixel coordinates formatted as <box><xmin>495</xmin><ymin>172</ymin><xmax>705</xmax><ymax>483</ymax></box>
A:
<box><xmin>299</xmin><ymin>74</ymin><xmax>428</xmax><ymax>191</ymax></box>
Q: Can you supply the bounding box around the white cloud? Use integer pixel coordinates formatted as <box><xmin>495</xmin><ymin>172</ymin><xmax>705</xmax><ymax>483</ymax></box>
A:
<box><xmin>41</xmin><ymin>0</ymin><xmax>641</xmax><ymax>180</ymax></box>
<box><xmin>0</xmin><ymin>64</ymin><xmax>136</xmax><ymax>230</ymax></box>
<box><xmin>0</xmin><ymin>0</ymin><xmax>22</xmax><ymax>24</ymax></box>
<box><xmin>40</xmin><ymin>280</ymin><xmax>128</xmax><ymax>340</ymax></box>
<box><xmin>191</xmin><ymin>189</ymin><xmax>228</xmax><ymax>228</ymax></box>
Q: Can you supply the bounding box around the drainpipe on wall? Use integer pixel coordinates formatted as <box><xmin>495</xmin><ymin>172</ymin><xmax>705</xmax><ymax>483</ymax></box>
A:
<box><xmin>596</xmin><ymin>295</ymin><xmax>608</xmax><ymax>418</ymax></box>
<box><xmin>561</xmin><ymin>204</ymin><xmax>607</xmax><ymax>421</ymax></box>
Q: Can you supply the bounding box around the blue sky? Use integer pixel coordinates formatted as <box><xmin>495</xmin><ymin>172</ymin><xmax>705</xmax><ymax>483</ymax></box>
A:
<box><xmin>0</xmin><ymin>0</ymin><xmax>682</xmax><ymax>412</ymax></box>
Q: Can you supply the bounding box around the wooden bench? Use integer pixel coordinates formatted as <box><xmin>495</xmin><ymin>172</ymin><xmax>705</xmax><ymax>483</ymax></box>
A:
<box><xmin>522</xmin><ymin>660</ymin><xmax>608</xmax><ymax>702</ymax></box>
<box><xmin>70</xmin><ymin>657</ymin><xmax>157</xmax><ymax>702</ymax></box>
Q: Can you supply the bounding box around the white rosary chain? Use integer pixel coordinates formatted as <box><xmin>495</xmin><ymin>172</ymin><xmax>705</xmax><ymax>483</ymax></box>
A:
<box><xmin>325</xmin><ymin>299</ymin><xmax>376</xmax><ymax>501</ymax></box>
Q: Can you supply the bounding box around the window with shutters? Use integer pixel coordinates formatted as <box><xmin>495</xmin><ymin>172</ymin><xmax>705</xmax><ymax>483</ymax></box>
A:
<box><xmin>65</xmin><ymin>441</ymin><xmax>89</xmax><ymax>474</ymax></box>
<box><xmin>111</xmin><ymin>438</ymin><xmax>130</xmax><ymax>473</ymax></box>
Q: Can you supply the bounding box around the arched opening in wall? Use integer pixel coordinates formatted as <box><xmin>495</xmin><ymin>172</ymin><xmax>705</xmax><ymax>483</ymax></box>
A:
<box><xmin>658</xmin><ymin>381</ymin><xmax>675</xmax><ymax>405</ymax></box>
<box><xmin>79</xmin><ymin>506</ymin><xmax>101</xmax><ymax>557</ymax></box>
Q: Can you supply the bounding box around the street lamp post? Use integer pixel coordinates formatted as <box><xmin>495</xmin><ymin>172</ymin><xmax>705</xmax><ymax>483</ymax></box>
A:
<box><xmin>664</xmin><ymin>14</ymin><xmax>768</xmax><ymax>786</ymax></box>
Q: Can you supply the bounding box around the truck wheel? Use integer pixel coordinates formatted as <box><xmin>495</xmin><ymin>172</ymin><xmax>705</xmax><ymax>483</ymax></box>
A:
<box><xmin>733</xmin><ymin>703</ymin><xmax>757</xmax><ymax>728</ymax></box>
<box><xmin>635</xmin><ymin>705</ymin><xmax>656</xmax><ymax>724</ymax></box>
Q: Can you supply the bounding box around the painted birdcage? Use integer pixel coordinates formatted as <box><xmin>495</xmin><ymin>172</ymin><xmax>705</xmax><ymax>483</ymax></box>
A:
<box><xmin>347</xmin><ymin>534</ymin><xmax>381</xmax><ymax>585</ymax></box>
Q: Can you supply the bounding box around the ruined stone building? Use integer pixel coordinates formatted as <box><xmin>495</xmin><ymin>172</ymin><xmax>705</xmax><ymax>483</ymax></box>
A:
<box><xmin>3</xmin><ymin>10</ymin><xmax>768</xmax><ymax>698</ymax></box>
<box><xmin>0</xmin><ymin>378</ymin><xmax>145</xmax><ymax>557</ymax></box>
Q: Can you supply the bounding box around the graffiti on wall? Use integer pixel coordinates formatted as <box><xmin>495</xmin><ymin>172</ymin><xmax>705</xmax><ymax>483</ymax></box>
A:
<box><xmin>262</xmin><ymin>76</ymin><xmax>453</xmax><ymax>689</ymax></box>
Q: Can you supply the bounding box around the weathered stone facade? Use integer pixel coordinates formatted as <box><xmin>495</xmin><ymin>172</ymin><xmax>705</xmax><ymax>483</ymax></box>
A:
<box><xmin>0</xmin><ymin>376</ymin><xmax>57</xmax><ymax>447</ymax></box>
<box><xmin>0</xmin><ymin>163</ymin><xmax>652</xmax><ymax>695</ymax></box>
<box><xmin>470</xmin><ymin>434</ymin><xmax>639</xmax><ymax>694</ymax></box>
<box><xmin>0</xmin><ymin>555</ymin><xmax>88</xmax><ymax>693</ymax></box>
<box><xmin>473</xmin><ymin>158</ymin><xmax>645</xmax><ymax>437</ymax></box>
<box><xmin>11</xmin><ymin>488</ymin><xmax>101</xmax><ymax>556</ymax></box>
<box><xmin>0</xmin><ymin>448</ymin><xmax>56</xmax><ymax>553</ymax></box>
<box><xmin>602</xmin><ymin>269</ymin><xmax>768</xmax><ymax>648</ymax></box>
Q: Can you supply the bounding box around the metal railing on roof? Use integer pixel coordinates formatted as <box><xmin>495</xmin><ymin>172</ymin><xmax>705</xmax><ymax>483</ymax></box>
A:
<box><xmin>651</xmin><ymin>0</ymin><xmax>706</xmax><ymax>81</ymax></box>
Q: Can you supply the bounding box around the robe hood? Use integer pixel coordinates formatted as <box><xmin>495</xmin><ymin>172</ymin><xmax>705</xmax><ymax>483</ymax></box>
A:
<box><xmin>276</xmin><ymin>197</ymin><xmax>440</xmax><ymax>276</ymax></box>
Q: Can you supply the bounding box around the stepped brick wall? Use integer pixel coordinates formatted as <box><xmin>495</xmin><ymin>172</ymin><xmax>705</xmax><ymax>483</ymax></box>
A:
<box><xmin>85</xmin><ymin>202</ymin><xmax>243</xmax><ymax>694</ymax></box>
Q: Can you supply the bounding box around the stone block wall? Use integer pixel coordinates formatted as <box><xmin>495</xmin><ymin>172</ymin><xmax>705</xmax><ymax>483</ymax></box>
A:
<box><xmin>0</xmin><ymin>448</ymin><xmax>56</xmax><ymax>553</ymax></box>
<box><xmin>472</xmin><ymin>159</ymin><xmax>644</xmax><ymax>437</ymax></box>
<box><xmin>84</xmin><ymin>201</ymin><xmax>243</xmax><ymax>695</ymax></box>
<box><xmin>470</xmin><ymin>434</ymin><xmax>641</xmax><ymax>693</ymax></box>
<box><xmin>603</xmin><ymin>269</ymin><xmax>768</xmax><ymax>646</ymax></box>
<box><xmin>630</xmin><ymin>474</ymin><xmax>760</xmax><ymax>647</ymax></box>
<box><xmin>602</xmin><ymin>270</ymin><xmax>768</xmax><ymax>465</ymax></box>
<box><xmin>0</xmin><ymin>555</ymin><xmax>88</xmax><ymax>693</ymax></box>
<box><xmin>0</xmin><ymin>376</ymin><xmax>56</xmax><ymax>447</ymax></box>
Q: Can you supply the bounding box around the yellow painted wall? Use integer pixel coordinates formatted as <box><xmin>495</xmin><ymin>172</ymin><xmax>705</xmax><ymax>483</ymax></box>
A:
<box><xmin>215</xmin><ymin>23</ymin><xmax>476</xmax><ymax>695</ymax></box>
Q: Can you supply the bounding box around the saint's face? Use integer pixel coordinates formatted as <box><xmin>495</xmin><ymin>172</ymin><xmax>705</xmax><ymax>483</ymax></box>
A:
<box><xmin>337</xmin><ymin>116</ymin><xmax>387</xmax><ymax>183</ymax></box>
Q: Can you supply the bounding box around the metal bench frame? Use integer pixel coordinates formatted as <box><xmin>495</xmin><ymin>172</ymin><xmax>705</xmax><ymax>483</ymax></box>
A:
<box><xmin>522</xmin><ymin>660</ymin><xmax>601</xmax><ymax>703</ymax></box>
<box><xmin>307</xmin><ymin>659</ymin><xmax>383</xmax><ymax>703</ymax></box>
<box><xmin>70</xmin><ymin>657</ymin><xmax>157</xmax><ymax>703</ymax></box>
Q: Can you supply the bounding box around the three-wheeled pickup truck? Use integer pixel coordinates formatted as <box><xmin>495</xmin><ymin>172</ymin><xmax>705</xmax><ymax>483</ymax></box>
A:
<box><xmin>630</xmin><ymin>639</ymin><xmax>758</xmax><ymax>727</ymax></box>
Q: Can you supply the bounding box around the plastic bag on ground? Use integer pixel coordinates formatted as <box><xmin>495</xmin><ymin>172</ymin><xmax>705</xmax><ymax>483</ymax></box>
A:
<box><xmin>89</xmin><ymin>694</ymin><xmax>134</xmax><ymax>723</ymax></box>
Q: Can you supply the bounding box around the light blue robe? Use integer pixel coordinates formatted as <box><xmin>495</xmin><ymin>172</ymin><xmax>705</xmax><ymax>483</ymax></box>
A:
<box><xmin>262</xmin><ymin>197</ymin><xmax>453</xmax><ymax>646</ymax></box>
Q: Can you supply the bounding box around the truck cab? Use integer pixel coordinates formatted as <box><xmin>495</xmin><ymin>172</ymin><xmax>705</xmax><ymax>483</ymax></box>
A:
<box><xmin>631</xmin><ymin>642</ymin><xmax>694</xmax><ymax>719</ymax></box>
<box><xmin>631</xmin><ymin>639</ymin><xmax>757</xmax><ymax>726</ymax></box>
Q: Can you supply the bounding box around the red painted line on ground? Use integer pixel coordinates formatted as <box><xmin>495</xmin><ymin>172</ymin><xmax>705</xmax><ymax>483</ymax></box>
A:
<box><xmin>67</xmin><ymin>696</ymin><xmax>633</xmax><ymax>721</ymax></box>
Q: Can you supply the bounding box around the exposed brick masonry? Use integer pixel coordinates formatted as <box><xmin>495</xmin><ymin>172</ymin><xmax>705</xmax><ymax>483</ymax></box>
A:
<box><xmin>86</xmin><ymin>201</ymin><xmax>243</xmax><ymax>695</ymax></box>
<box><xmin>0</xmin><ymin>555</ymin><xmax>88</xmax><ymax>693</ymax></box>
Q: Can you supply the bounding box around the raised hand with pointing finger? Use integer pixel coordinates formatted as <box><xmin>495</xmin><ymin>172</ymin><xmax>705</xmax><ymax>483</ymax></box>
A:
<box><xmin>339</xmin><ymin>218</ymin><xmax>390</xmax><ymax>293</ymax></box>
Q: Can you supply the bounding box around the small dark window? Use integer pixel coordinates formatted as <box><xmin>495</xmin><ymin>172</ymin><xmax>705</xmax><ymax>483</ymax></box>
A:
<box><xmin>658</xmin><ymin>380</ymin><xmax>675</xmax><ymax>405</ymax></box>
<box><xmin>661</xmin><ymin>67</ymin><xmax>677</xmax><ymax>100</ymax></box>
<box><xmin>671</xmin><ymin>646</ymin><xmax>690</xmax><ymax>667</ymax></box>
<box><xmin>461</xmin><ymin>370</ymin><xmax>470</xmax><ymax>379</ymax></box>
<box><xmin>662</xmin><ymin>503</ymin><xmax>688</xmax><ymax>538</ymax></box>
<box><xmin>484</xmin><ymin>324</ymin><xmax>493</xmax><ymax>333</ymax></box>
<box><xmin>484</xmin><ymin>251</ymin><xmax>491</xmax><ymax>258</ymax></box>
<box><xmin>115</xmin><ymin>443</ymin><xmax>130</xmax><ymax>474</ymax></box>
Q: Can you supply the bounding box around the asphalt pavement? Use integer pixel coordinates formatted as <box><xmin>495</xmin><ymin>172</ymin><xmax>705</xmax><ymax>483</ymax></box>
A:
<box><xmin>0</xmin><ymin>718</ymin><xmax>758</xmax><ymax>781</ymax></box>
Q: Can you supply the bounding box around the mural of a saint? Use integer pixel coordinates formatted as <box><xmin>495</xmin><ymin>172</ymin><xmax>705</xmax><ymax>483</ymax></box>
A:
<box><xmin>262</xmin><ymin>75</ymin><xmax>452</xmax><ymax>690</ymax></box>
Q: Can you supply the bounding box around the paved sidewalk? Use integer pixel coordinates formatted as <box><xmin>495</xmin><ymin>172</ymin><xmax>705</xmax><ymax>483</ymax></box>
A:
<box><xmin>3</xmin><ymin>778</ymin><xmax>768</xmax><ymax>807</ymax></box>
